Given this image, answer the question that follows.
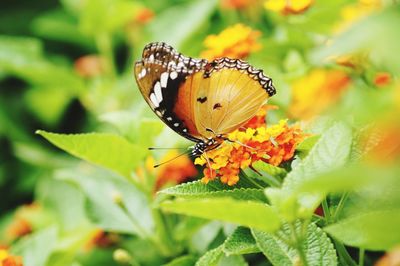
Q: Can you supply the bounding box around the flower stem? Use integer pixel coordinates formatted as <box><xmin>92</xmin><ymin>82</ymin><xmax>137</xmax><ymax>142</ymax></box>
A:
<box><xmin>359</xmin><ymin>248</ymin><xmax>365</xmax><ymax>266</ymax></box>
<box><xmin>95</xmin><ymin>32</ymin><xmax>117</xmax><ymax>79</ymax></box>
<box><xmin>151</xmin><ymin>206</ymin><xmax>179</xmax><ymax>257</ymax></box>
<box><xmin>333</xmin><ymin>238</ymin><xmax>358</xmax><ymax>266</ymax></box>
<box><xmin>333</xmin><ymin>193</ymin><xmax>348</xmax><ymax>222</ymax></box>
<box><xmin>322</xmin><ymin>198</ymin><xmax>331</xmax><ymax>223</ymax></box>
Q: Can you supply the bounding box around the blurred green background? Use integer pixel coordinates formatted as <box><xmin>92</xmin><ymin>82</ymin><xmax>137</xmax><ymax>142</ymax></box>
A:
<box><xmin>1</xmin><ymin>0</ymin><xmax>400</xmax><ymax>265</ymax></box>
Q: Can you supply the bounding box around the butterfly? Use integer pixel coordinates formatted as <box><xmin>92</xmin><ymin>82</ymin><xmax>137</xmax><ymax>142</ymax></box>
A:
<box><xmin>134</xmin><ymin>42</ymin><xmax>276</xmax><ymax>158</ymax></box>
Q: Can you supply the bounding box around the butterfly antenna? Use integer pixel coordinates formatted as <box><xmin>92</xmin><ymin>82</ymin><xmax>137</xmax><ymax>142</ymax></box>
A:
<box><xmin>153</xmin><ymin>150</ymin><xmax>191</xmax><ymax>168</ymax></box>
<box><xmin>148</xmin><ymin>147</ymin><xmax>187</xmax><ymax>150</ymax></box>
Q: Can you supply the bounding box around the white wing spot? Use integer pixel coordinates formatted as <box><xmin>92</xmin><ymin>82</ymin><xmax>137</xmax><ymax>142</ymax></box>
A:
<box><xmin>139</xmin><ymin>68</ymin><xmax>146</xmax><ymax>79</ymax></box>
<box><xmin>166</xmin><ymin>117</ymin><xmax>172</xmax><ymax>121</ymax></box>
<box><xmin>149</xmin><ymin>54</ymin><xmax>155</xmax><ymax>62</ymax></box>
<box><xmin>183</xmin><ymin>129</ymin><xmax>188</xmax><ymax>132</ymax></box>
<box><xmin>174</xmin><ymin>123</ymin><xmax>179</xmax><ymax>127</ymax></box>
<box><xmin>154</xmin><ymin>82</ymin><xmax>163</xmax><ymax>103</ymax></box>
<box><xmin>177</xmin><ymin>62</ymin><xmax>185</xmax><ymax>68</ymax></box>
<box><xmin>150</xmin><ymin>93</ymin><xmax>159</xmax><ymax>108</ymax></box>
<box><xmin>160</xmin><ymin>72</ymin><xmax>169</xmax><ymax>88</ymax></box>
<box><xmin>170</xmin><ymin>71</ymin><xmax>178</xmax><ymax>80</ymax></box>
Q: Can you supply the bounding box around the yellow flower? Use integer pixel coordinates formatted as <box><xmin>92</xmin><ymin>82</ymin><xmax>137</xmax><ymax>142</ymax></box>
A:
<box><xmin>0</xmin><ymin>248</ymin><xmax>23</xmax><ymax>266</ymax></box>
<box><xmin>201</xmin><ymin>24</ymin><xmax>261</xmax><ymax>60</ymax></box>
<box><xmin>288</xmin><ymin>69</ymin><xmax>351</xmax><ymax>120</ymax></box>
<box><xmin>334</xmin><ymin>0</ymin><xmax>382</xmax><ymax>33</ymax></box>
<box><xmin>199</xmin><ymin>107</ymin><xmax>305</xmax><ymax>185</ymax></box>
<box><xmin>264</xmin><ymin>0</ymin><xmax>313</xmax><ymax>15</ymax></box>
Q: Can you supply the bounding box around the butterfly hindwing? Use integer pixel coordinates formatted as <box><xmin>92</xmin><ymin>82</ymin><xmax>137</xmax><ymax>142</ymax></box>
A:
<box><xmin>134</xmin><ymin>42</ymin><xmax>207</xmax><ymax>142</ymax></box>
<box><xmin>177</xmin><ymin>58</ymin><xmax>276</xmax><ymax>138</ymax></box>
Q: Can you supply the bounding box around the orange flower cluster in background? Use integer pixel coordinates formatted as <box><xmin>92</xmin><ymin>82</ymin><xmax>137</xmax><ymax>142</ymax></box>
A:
<box><xmin>134</xmin><ymin>8</ymin><xmax>154</xmax><ymax>24</ymax></box>
<box><xmin>155</xmin><ymin>151</ymin><xmax>198</xmax><ymax>190</ymax></box>
<box><xmin>85</xmin><ymin>229</ymin><xmax>119</xmax><ymax>251</ymax></box>
<box><xmin>289</xmin><ymin>69</ymin><xmax>351</xmax><ymax>120</ymax></box>
<box><xmin>264</xmin><ymin>0</ymin><xmax>313</xmax><ymax>15</ymax></box>
<box><xmin>74</xmin><ymin>55</ymin><xmax>105</xmax><ymax>78</ymax></box>
<box><xmin>0</xmin><ymin>248</ymin><xmax>23</xmax><ymax>266</ymax></box>
<box><xmin>374</xmin><ymin>72</ymin><xmax>391</xmax><ymax>87</ymax></box>
<box><xmin>195</xmin><ymin>106</ymin><xmax>305</xmax><ymax>185</ymax></box>
<box><xmin>201</xmin><ymin>24</ymin><xmax>261</xmax><ymax>60</ymax></box>
<box><xmin>376</xmin><ymin>246</ymin><xmax>400</xmax><ymax>266</ymax></box>
<box><xmin>137</xmin><ymin>152</ymin><xmax>197</xmax><ymax>191</ymax></box>
<box><xmin>4</xmin><ymin>204</ymin><xmax>39</xmax><ymax>243</ymax></box>
<box><xmin>361</xmin><ymin>123</ymin><xmax>400</xmax><ymax>164</ymax></box>
<box><xmin>221</xmin><ymin>0</ymin><xmax>259</xmax><ymax>10</ymax></box>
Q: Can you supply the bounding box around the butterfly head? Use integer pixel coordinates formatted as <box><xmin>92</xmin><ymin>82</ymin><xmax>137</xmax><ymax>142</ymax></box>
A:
<box><xmin>191</xmin><ymin>135</ymin><xmax>225</xmax><ymax>157</ymax></box>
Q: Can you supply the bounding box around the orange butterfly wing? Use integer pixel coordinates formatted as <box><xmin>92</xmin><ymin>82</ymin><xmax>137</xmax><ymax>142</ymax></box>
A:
<box><xmin>175</xmin><ymin>58</ymin><xmax>275</xmax><ymax>139</ymax></box>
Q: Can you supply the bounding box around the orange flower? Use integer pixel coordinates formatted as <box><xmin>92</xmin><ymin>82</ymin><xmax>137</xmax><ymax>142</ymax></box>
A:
<box><xmin>288</xmin><ymin>69</ymin><xmax>351</xmax><ymax>120</ymax></box>
<box><xmin>264</xmin><ymin>0</ymin><xmax>314</xmax><ymax>15</ymax></box>
<box><xmin>85</xmin><ymin>229</ymin><xmax>119</xmax><ymax>251</ymax></box>
<box><xmin>134</xmin><ymin>8</ymin><xmax>154</xmax><ymax>24</ymax></box>
<box><xmin>195</xmin><ymin>106</ymin><xmax>305</xmax><ymax>185</ymax></box>
<box><xmin>201</xmin><ymin>24</ymin><xmax>261</xmax><ymax>60</ymax></box>
<box><xmin>221</xmin><ymin>0</ymin><xmax>260</xmax><ymax>9</ymax></box>
<box><xmin>363</xmin><ymin>124</ymin><xmax>400</xmax><ymax>164</ymax></box>
<box><xmin>74</xmin><ymin>55</ymin><xmax>105</xmax><ymax>78</ymax></box>
<box><xmin>0</xmin><ymin>248</ymin><xmax>23</xmax><ymax>266</ymax></box>
<box><xmin>155</xmin><ymin>151</ymin><xmax>198</xmax><ymax>190</ymax></box>
<box><xmin>374</xmin><ymin>72</ymin><xmax>391</xmax><ymax>87</ymax></box>
<box><xmin>6</xmin><ymin>218</ymin><xmax>32</xmax><ymax>241</ymax></box>
<box><xmin>376</xmin><ymin>246</ymin><xmax>400</xmax><ymax>266</ymax></box>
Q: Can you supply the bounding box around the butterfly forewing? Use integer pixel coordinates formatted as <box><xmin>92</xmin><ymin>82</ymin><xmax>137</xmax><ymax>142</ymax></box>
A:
<box><xmin>134</xmin><ymin>42</ymin><xmax>207</xmax><ymax>142</ymax></box>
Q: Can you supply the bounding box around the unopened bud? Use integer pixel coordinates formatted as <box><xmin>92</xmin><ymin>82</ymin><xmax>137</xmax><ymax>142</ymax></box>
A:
<box><xmin>113</xmin><ymin>249</ymin><xmax>132</xmax><ymax>265</ymax></box>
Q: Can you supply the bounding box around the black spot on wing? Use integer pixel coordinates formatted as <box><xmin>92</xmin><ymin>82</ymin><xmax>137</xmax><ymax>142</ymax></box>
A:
<box><xmin>213</xmin><ymin>103</ymin><xmax>222</xmax><ymax>110</ymax></box>
<box><xmin>197</xmin><ymin>97</ymin><xmax>207</xmax><ymax>103</ymax></box>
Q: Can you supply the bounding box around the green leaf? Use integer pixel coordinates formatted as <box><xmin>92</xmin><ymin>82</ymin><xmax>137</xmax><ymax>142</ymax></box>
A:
<box><xmin>252</xmin><ymin>223</ymin><xmax>337</xmax><ymax>266</ymax></box>
<box><xmin>80</xmin><ymin>0</ymin><xmax>141</xmax><ymax>35</ymax></box>
<box><xmin>31</xmin><ymin>9</ymin><xmax>93</xmax><ymax>48</ymax></box>
<box><xmin>159</xmin><ymin>179</ymin><xmax>252</xmax><ymax>197</ymax></box>
<box><xmin>163</xmin><ymin>255</ymin><xmax>198</xmax><ymax>266</ymax></box>
<box><xmin>218</xmin><ymin>255</ymin><xmax>248</xmax><ymax>266</ymax></box>
<box><xmin>325</xmin><ymin>210</ymin><xmax>400</xmax><ymax>250</ymax></box>
<box><xmin>57</xmin><ymin>167</ymin><xmax>153</xmax><ymax>235</ymax></box>
<box><xmin>161</xmin><ymin>197</ymin><xmax>280</xmax><ymax>233</ymax></box>
<box><xmin>37</xmin><ymin>131</ymin><xmax>146</xmax><ymax>178</ymax></box>
<box><xmin>272</xmin><ymin>123</ymin><xmax>352</xmax><ymax>214</ymax></box>
<box><xmin>148</xmin><ymin>0</ymin><xmax>217</xmax><ymax>48</ymax></box>
<box><xmin>160</xmin><ymin>180</ymin><xmax>266</xmax><ymax>202</ymax></box>
<box><xmin>195</xmin><ymin>246</ymin><xmax>224</xmax><ymax>266</ymax></box>
<box><xmin>252</xmin><ymin>161</ymin><xmax>287</xmax><ymax>179</ymax></box>
<box><xmin>11</xmin><ymin>226</ymin><xmax>58</xmax><ymax>266</ymax></box>
<box><xmin>36</xmin><ymin>177</ymin><xmax>87</xmax><ymax>231</ymax></box>
<box><xmin>24</xmin><ymin>87</ymin><xmax>73</xmax><ymax>126</ymax></box>
<box><xmin>223</xmin><ymin>227</ymin><xmax>259</xmax><ymax>256</ymax></box>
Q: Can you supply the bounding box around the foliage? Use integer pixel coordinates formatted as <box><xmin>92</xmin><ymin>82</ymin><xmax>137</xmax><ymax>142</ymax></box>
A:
<box><xmin>1</xmin><ymin>0</ymin><xmax>400</xmax><ymax>265</ymax></box>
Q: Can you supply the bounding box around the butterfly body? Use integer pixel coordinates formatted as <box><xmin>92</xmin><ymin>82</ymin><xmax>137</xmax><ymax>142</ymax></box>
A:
<box><xmin>134</xmin><ymin>42</ymin><xmax>276</xmax><ymax>156</ymax></box>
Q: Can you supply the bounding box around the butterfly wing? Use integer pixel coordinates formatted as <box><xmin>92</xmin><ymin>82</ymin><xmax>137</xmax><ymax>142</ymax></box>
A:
<box><xmin>177</xmin><ymin>58</ymin><xmax>276</xmax><ymax>138</ymax></box>
<box><xmin>134</xmin><ymin>42</ymin><xmax>208</xmax><ymax>142</ymax></box>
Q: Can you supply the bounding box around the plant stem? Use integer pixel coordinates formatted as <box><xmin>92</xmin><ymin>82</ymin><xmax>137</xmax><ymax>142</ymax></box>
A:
<box><xmin>151</xmin><ymin>206</ymin><xmax>178</xmax><ymax>257</ymax></box>
<box><xmin>333</xmin><ymin>239</ymin><xmax>358</xmax><ymax>266</ymax></box>
<box><xmin>359</xmin><ymin>248</ymin><xmax>365</xmax><ymax>266</ymax></box>
<box><xmin>95</xmin><ymin>32</ymin><xmax>117</xmax><ymax>79</ymax></box>
<box><xmin>289</xmin><ymin>222</ymin><xmax>309</xmax><ymax>266</ymax></box>
<box><xmin>333</xmin><ymin>193</ymin><xmax>348</xmax><ymax>222</ymax></box>
<box><xmin>322</xmin><ymin>198</ymin><xmax>331</xmax><ymax>223</ymax></box>
<box><xmin>240</xmin><ymin>170</ymin><xmax>265</xmax><ymax>189</ymax></box>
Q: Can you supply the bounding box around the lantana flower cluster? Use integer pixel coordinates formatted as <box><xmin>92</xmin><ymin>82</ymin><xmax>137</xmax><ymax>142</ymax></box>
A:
<box><xmin>195</xmin><ymin>106</ymin><xmax>305</xmax><ymax>186</ymax></box>
<box><xmin>201</xmin><ymin>23</ymin><xmax>261</xmax><ymax>60</ymax></box>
